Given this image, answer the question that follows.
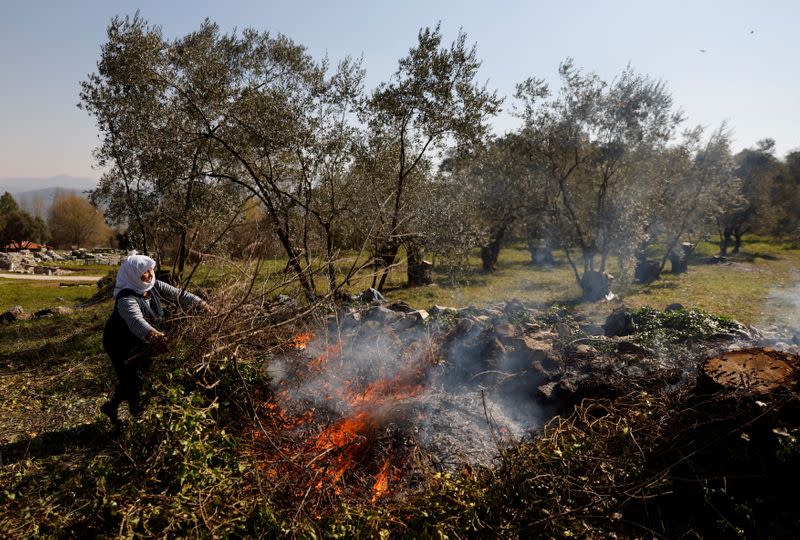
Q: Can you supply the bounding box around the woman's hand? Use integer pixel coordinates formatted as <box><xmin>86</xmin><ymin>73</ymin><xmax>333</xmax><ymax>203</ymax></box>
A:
<box><xmin>147</xmin><ymin>329</ymin><xmax>169</xmax><ymax>353</ymax></box>
<box><xmin>200</xmin><ymin>301</ymin><xmax>216</xmax><ymax>314</ymax></box>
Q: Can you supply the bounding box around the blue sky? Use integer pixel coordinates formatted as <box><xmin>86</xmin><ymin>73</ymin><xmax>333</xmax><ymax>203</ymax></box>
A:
<box><xmin>1</xmin><ymin>0</ymin><xmax>798</xmax><ymax>183</ymax></box>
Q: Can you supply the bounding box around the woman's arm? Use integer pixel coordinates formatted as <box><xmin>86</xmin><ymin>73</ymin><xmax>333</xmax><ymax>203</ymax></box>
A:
<box><xmin>153</xmin><ymin>280</ymin><xmax>203</xmax><ymax>308</ymax></box>
<box><xmin>117</xmin><ymin>297</ymin><xmax>158</xmax><ymax>341</ymax></box>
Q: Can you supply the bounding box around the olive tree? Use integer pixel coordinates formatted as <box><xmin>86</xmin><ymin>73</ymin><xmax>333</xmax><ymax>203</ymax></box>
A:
<box><xmin>82</xmin><ymin>15</ymin><xmax>369</xmax><ymax>299</ymax></box>
<box><xmin>516</xmin><ymin>60</ymin><xmax>683</xmax><ymax>299</ymax></box>
<box><xmin>366</xmin><ymin>24</ymin><xmax>502</xmax><ymax>289</ymax></box>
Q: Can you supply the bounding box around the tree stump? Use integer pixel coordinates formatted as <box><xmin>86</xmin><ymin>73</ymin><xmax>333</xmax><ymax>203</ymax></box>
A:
<box><xmin>635</xmin><ymin>259</ymin><xmax>661</xmax><ymax>283</ymax></box>
<box><xmin>701</xmin><ymin>348</ymin><xmax>797</xmax><ymax>394</ymax></box>
<box><xmin>580</xmin><ymin>271</ymin><xmax>613</xmax><ymax>301</ymax></box>
<box><xmin>407</xmin><ymin>259</ymin><xmax>432</xmax><ymax>286</ymax></box>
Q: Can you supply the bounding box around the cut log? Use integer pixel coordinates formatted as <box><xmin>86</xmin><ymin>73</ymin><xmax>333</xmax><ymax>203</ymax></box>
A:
<box><xmin>701</xmin><ymin>348</ymin><xmax>797</xmax><ymax>394</ymax></box>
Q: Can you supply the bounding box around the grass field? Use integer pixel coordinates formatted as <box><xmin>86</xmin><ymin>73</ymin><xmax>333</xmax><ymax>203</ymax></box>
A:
<box><xmin>3</xmin><ymin>237</ymin><xmax>800</xmax><ymax>327</ymax></box>
<box><xmin>383</xmin><ymin>237</ymin><xmax>800</xmax><ymax>328</ymax></box>
<box><xmin>0</xmin><ymin>279</ymin><xmax>98</xmax><ymax>312</ymax></box>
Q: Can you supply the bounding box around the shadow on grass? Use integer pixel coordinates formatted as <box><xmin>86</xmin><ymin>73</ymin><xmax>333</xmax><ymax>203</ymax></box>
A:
<box><xmin>0</xmin><ymin>422</ymin><xmax>111</xmax><ymax>465</ymax></box>
<box><xmin>637</xmin><ymin>280</ymin><xmax>680</xmax><ymax>295</ymax></box>
<box><xmin>690</xmin><ymin>251</ymin><xmax>780</xmax><ymax>264</ymax></box>
<box><xmin>733</xmin><ymin>252</ymin><xmax>780</xmax><ymax>262</ymax></box>
<box><xmin>0</xmin><ymin>320</ymin><xmax>105</xmax><ymax>366</ymax></box>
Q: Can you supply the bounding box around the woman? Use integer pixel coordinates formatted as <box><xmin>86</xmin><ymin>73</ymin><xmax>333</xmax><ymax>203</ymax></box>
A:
<box><xmin>100</xmin><ymin>253</ymin><xmax>212</xmax><ymax>424</ymax></box>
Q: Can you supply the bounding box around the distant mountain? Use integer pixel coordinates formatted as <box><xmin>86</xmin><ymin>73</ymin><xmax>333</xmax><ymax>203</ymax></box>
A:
<box><xmin>0</xmin><ymin>175</ymin><xmax>97</xmax><ymax>195</ymax></box>
<box><xmin>0</xmin><ymin>176</ymin><xmax>98</xmax><ymax>217</ymax></box>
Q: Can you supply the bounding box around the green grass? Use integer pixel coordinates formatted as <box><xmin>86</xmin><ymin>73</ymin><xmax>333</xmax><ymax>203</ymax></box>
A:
<box><xmin>0</xmin><ymin>279</ymin><xmax>98</xmax><ymax>312</ymax></box>
<box><xmin>40</xmin><ymin>261</ymin><xmax>117</xmax><ymax>275</ymax></box>
<box><xmin>0</xmin><ymin>303</ymin><xmax>111</xmax><ymax>445</ymax></box>
<box><xmin>377</xmin><ymin>238</ymin><xmax>800</xmax><ymax>327</ymax></box>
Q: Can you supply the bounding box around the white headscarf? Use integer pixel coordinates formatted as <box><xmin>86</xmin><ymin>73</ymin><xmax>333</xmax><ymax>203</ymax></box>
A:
<box><xmin>113</xmin><ymin>252</ymin><xmax>157</xmax><ymax>298</ymax></box>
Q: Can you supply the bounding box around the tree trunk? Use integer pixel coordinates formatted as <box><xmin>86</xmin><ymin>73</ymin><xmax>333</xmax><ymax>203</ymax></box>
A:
<box><xmin>173</xmin><ymin>228</ymin><xmax>188</xmax><ymax>283</ymax></box>
<box><xmin>720</xmin><ymin>226</ymin><xmax>733</xmax><ymax>255</ymax></box>
<box><xmin>406</xmin><ymin>243</ymin><xmax>432</xmax><ymax>286</ymax></box>
<box><xmin>480</xmin><ymin>224</ymin><xmax>507</xmax><ymax>272</ymax></box>
<box><xmin>276</xmin><ymin>227</ymin><xmax>316</xmax><ymax>303</ymax></box>
<box><xmin>324</xmin><ymin>225</ymin><xmax>337</xmax><ymax>294</ymax></box>
<box><xmin>732</xmin><ymin>229</ymin><xmax>743</xmax><ymax>254</ymax></box>
<box><xmin>701</xmin><ymin>348</ymin><xmax>795</xmax><ymax>394</ymax></box>
<box><xmin>580</xmin><ymin>270</ymin><xmax>613</xmax><ymax>301</ymax></box>
<box><xmin>668</xmin><ymin>243</ymin><xmax>693</xmax><ymax>274</ymax></box>
<box><xmin>376</xmin><ymin>242</ymin><xmax>399</xmax><ymax>292</ymax></box>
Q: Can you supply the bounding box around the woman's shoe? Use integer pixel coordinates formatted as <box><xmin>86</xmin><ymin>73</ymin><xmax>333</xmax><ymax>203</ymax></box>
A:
<box><xmin>100</xmin><ymin>400</ymin><xmax>120</xmax><ymax>425</ymax></box>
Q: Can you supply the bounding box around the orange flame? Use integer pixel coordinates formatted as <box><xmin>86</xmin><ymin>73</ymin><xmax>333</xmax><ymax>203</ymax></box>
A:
<box><xmin>312</xmin><ymin>412</ymin><xmax>374</xmax><ymax>490</ymax></box>
<box><xmin>266</xmin><ymin>334</ymin><xmax>437</xmax><ymax>498</ymax></box>
<box><xmin>371</xmin><ymin>456</ymin><xmax>392</xmax><ymax>502</ymax></box>
<box><xmin>289</xmin><ymin>332</ymin><xmax>314</xmax><ymax>350</ymax></box>
<box><xmin>314</xmin><ymin>411</ymin><xmax>371</xmax><ymax>451</ymax></box>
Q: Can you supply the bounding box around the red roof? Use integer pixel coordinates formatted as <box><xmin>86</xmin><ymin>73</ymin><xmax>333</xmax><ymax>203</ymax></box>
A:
<box><xmin>2</xmin><ymin>241</ymin><xmax>45</xmax><ymax>251</ymax></box>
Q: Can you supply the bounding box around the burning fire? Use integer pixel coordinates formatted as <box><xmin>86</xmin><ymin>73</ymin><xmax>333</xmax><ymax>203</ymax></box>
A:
<box><xmin>289</xmin><ymin>332</ymin><xmax>314</xmax><ymax>350</ymax></box>
<box><xmin>265</xmin><ymin>331</ymin><xmax>434</xmax><ymax>501</ymax></box>
<box><xmin>371</xmin><ymin>455</ymin><xmax>392</xmax><ymax>502</ymax></box>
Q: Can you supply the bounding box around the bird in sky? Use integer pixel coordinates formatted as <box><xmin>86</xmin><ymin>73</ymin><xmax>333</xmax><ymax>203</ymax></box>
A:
<box><xmin>699</xmin><ymin>49</ymin><xmax>707</xmax><ymax>53</ymax></box>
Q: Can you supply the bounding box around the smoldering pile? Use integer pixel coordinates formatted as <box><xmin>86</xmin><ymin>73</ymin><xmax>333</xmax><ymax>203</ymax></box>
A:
<box><xmin>256</xmin><ymin>292</ymin><xmax>791</xmax><ymax>502</ymax></box>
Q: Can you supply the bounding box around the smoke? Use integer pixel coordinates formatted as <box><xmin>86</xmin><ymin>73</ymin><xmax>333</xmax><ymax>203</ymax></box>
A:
<box><xmin>758</xmin><ymin>269</ymin><xmax>800</xmax><ymax>336</ymax></box>
<box><xmin>267</xmin><ymin>305</ymin><xmax>552</xmax><ymax>466</ymax></box>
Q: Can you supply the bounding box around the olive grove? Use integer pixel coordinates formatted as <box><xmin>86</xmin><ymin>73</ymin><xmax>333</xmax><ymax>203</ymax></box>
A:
<box><xmin>80</xmin><ymin>15</ymin><xmax>799</xmax><ymax>300</ymax></box>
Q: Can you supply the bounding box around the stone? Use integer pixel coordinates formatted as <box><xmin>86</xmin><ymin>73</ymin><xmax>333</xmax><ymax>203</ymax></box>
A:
<box><xmin>406</xmin><ymin>309</ymin><xmax>429</xmax><ymax>322</ymax></box>
<box><xmin>615</xmin><ymin>340</ymin><xmax>655</xmax><ymax>358</ymax></box>
<box><xmin>537</xmin><ymin>381</ymin><xmax>558</xmax><ymax>400</ymax></box>
<box><xmin>604</xmin><ymin>308</ymin><xmax>633</xmax><ymax>337</ymax></box>
<box><xmin>665</xmin><ymin>303</ymin><xmax>685</xmax><ymax>312</ymax></box>
<box><xmin>0</xmin><ymin>305</ymin><xmax>24</xmax><ymax>323</ymax></box>
<box><xmin>580</xmin><ymin>323</ymin><xmax>604</xmax><ymax>336</ymax></box>
<box><xmin>555</xmin><ymin>322</ymin><xmax>572</xmax><ymax>338</ymax></box>
<box><xmin>429</xmin><ymin>305</ymin><xmax>457</xmax><ymax>317</ymax></box>
<box><xmin>453</xmin><ymin>317</ymin><xmax>476</xmax><ymax>336</ymax></box>
<box><xmin>531</xmin><ymin>355</ymin><xmax>563</xmax><ymax>379</ymax></box>
<box><xmin>556</xmin><ymin>377</ymin><xmax>578</xmax><ymax>399</ymax></box>
<box><xmin>365</xmin><ymin>305</ymin><xmax>404</xmax><ymax>324</ymax></box>
<box><xmin>493</xmin><ymin>323</ymin><xmax>517</xmax><ymax>341</ymax></box>
<box><xmin>357</xmin><ymin>288</ymin><xmax>386</xmax><ymax>303</ymax></box>
<box><xmin>503</xmin><ymin>299</ymin><xmax>527</xmax><ymax>315</ymax></box>
<box><xmin>513</xmin><ymin>334</ymin><xmax>559</xmax><ymax>365</ymax></box>
<box><xmin>33</xmin><ymin>266</ymin><xmax>56</xmax><ymax>275</ymax></box>
<box><xmin>387</xmin><ymin>300</ymin><xmax>414</xmax><ymax>313</ymax></box>
<box><xmin>575</xmin><ymin>344</ymin><xmax>597</xmax><ymax>356</ymax></box>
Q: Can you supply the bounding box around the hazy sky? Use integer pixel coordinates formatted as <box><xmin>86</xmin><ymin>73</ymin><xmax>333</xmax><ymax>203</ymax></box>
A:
<box><xmin>1</xmin><ymin>0</ymin><xmax>798</xmax><ymax>182</ymax></box>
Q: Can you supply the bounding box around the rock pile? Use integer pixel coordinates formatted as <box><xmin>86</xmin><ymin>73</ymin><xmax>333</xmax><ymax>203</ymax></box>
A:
<box><xmin>0</xmin><ymin>251</ymin><xmax>37</xmax><ymax>273</ymax></box>
<box><xmin>330</xmin><ymin>293</ymin><xmax>781</xmax><ymax>413</ymax></box>
<box><xmin>0</xmin><ymin>248</ymin><xmax>122</xmax><ymax>275</ymax></box>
